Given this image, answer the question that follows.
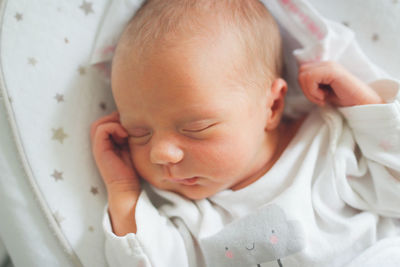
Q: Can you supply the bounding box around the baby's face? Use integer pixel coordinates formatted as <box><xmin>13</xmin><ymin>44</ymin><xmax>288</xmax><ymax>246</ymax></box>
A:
<box><xmin>112</xmin><ymin>35</ymin><xmax>277</xmax><ymax>200</ymax></box>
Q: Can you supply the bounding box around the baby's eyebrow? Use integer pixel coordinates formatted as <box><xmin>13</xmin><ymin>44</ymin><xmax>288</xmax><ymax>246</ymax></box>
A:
<box><xmin>179</xmin><ymin>117</ymin><xmax>218</xmax><ymax>126</ymax></box>
<box><xmin>175</xmin><ymin>110</ymin><xmax>223</xmax><ymax>124</ymax></box>
<box><xmin>120</xmin><ymin>105</ymin><xmax>224</xmax><ymax>127</ymax></box>
<box><xmin>121</xmin><ymin>115</ymin><xmax>221</xmax><ymax>129</ymax></box>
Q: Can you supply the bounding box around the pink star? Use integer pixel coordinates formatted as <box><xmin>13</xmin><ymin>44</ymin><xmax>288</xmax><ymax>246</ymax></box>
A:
<box><xmin>379</xmin><ymin>140</ymin><xmax>393</xmax><ymax>151</ymax></box>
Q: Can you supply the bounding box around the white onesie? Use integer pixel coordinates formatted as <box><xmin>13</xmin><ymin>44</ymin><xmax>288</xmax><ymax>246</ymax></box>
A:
<box><xmin>103</xmin><ymin>80</ymin><xmax>400</xmax><ymax>267</ymax></box>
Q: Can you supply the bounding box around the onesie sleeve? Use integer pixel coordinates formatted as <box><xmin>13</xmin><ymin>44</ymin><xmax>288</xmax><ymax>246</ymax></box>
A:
<box><xmin>337</xmin><ymin>79</ymin><xmax>400</xmax><ymax>217</ymax></box>
<box><xmin>103</xmin><ymin>190</ymin><xmax>189</xmax><ymax>267</ymax></box>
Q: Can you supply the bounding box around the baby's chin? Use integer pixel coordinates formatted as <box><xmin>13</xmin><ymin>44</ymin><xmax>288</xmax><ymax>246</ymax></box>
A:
<box><xmin>169</xmin><ymin>186</ymin><xmax>208</xmax><ymax>200</ymax></box>
<box><xmin>167</xmin><ymin>184</ymin><xmax>219</xmax><ymax>200</ymax></box>
<box><xmin>145</xmin><ymin>176</ymin><xmax>224</xmax><ymax>200</ymax></box>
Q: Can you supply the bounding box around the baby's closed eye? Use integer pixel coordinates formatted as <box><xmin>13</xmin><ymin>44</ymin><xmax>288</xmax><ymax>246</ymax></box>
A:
<box><xmin>129</xmin><ymin>128</ymin><xmax>151</xmax><ymax>138</ymax></box>
<box><xmin>181</xmin><ymin>122</ymin><xmax>218</xmax><ymax>133</ymax></box>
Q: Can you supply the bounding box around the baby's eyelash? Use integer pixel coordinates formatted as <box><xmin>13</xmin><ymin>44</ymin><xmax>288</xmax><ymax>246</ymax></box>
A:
<box><xmin>129</xmin><ymin>133</ymin><xmax>151</xmax><ymax>138</ymax></box>
<box><xmin>128</xmin><ymin>133</ymin><xmax>151</xmax><ymax>145</ymax></box>
<box><xmin>182</xmin><ymin>123</ymin><xmax>217</xmax><ymax>133</ymax></box>
<box><xmin>129</xmin><ymin>132</ymin><xmax>151</xmax><ymax>138</ymax></box>
<box><xmin>128</xmin><ymin>128</ymin><xmax>151</xmax><ymax>138</ymax></box>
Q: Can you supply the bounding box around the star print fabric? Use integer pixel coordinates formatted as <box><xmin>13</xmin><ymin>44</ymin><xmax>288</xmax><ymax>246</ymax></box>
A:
<box><xmin>0</xmin><ymin>1</ymin><xmax>115</xmax><ymax>266</ymax></box>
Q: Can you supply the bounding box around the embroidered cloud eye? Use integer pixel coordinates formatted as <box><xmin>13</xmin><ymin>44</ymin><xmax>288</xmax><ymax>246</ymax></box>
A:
<box><xmin>245</xmin><ymin>242</ymin><xmax>255</xmax><ymax>250</ymax></box>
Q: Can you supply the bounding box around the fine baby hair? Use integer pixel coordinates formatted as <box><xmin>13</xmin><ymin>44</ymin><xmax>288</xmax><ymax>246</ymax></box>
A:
<box><xmin>114</xmin><ymin>0</ymin><xmax>283</xmax><ymax>90</ymax></box>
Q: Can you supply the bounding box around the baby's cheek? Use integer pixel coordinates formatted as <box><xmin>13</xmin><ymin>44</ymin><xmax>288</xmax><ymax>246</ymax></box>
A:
<box><xmin>129</xmin><ymin>143</ymin><xmax>151</xmax><ymax>175</ymax></box>
<box><xmin>194</xmin><ymin>139</ymin><xmax>247</xmax><ymax>177</ymax></box>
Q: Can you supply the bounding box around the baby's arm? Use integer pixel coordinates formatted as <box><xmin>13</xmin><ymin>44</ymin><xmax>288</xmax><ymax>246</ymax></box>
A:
<box><xmin>90</xmin><ymin>111</ymin><xmax>140</xmax><ymax>236</ymax></box>
<box><xmin>91</xmin><ymin>112</ymin><xmax>190</xmax><ymax>267</ymax></box>
<box><xmin>299</xmin><ymin>61</ymin><xmax>400</xmax><ymax>217</ymax></box>
<box><xmin>298</xmin><ymin>61</ymin><xmax>384</xmax><ymax>107</ymax></box>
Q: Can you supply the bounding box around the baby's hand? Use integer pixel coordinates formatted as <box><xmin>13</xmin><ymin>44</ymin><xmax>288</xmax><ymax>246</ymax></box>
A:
<box><xmin>90</xmin><ymin>111</ymin><xmax>140</xmax><ymax>195</ymax></box>
<box><xmin>298</xmin><ymin>61</ymin><xmax>383</xmax><ymax>107</ymax></box>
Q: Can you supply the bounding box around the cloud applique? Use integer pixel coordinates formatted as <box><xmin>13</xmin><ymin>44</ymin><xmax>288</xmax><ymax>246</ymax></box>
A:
<box><xmin>200</xmin><ymin>204</ymin><xmax>305</xmax><ymax>267</ymax></box>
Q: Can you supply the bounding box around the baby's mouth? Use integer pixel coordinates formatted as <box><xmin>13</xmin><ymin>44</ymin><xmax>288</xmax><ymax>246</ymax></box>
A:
<box><xmin>169</xmin><ymin>176</ymin><xmax>199</xmax><ymax>185</ymax></box>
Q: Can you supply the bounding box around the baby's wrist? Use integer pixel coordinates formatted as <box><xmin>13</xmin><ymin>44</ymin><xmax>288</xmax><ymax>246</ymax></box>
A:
<box><xmin>353</xmin><ymin>87</ymin><xmax>384</xmax><ymax>106</ymax></box>
<box><xmin>108</xmin><ymin>190</ymin><xmax>139</xmax><ymax>235</ymax></box>
<box><xmin>106</xmin><ymin>180</ymin><xmax>141</xmax><ymax>195</ymax></box>
<box><xmin>107</xmin><ymin>185</ymin><xmax>140</xmax><ymax>211</ymax></box>
<box><xmin>339</xmin><ymin>80</ymin><xmax>384</xmax><ymax>107</ymax></box>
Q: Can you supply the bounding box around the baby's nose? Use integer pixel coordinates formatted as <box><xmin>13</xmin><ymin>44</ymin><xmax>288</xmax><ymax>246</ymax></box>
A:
<box><xmin>150</xmin><ymin>139</ymin><xmax>184</xmax><ymax>165</ymax></box>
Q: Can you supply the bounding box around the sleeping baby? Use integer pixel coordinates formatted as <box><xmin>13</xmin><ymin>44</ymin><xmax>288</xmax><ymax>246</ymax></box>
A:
<box><xmin>90</xmin><ymin>0</ymin><xmax>400</xmax><ymax>266</ymax></box>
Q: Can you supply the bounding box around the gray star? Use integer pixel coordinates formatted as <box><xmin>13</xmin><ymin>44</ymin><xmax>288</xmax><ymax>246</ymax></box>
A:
<box><xmin>51</xmin><ymin>169</ymin><xmax>64</xmax><ymax>181</ymax></box>
<box><xmin>99</xmin><ymin>102</ymin><xmax>107</xmax><ymax>110</ymax></box>
<box><xmin>78</xmin><ymin>66</ymin><xmax>86</xmax><ymax>75</ymax></box>
<box><xmin>90</xmin><ymin>186</ymin><xmax>99</xmax><ymax>195</ymax></box>
<box><xmin>52</xmin><ymin>127</ymin><xmax>68</xmax><ymax>144</ymax></box>
<box><xmin>28</xmin><ymin>57</ymin><xmax>37</xmax><ymax>66</ymax></box>
<box><xmin>15</xmin><ymin>13</ymin><xmax>23</xmax><ymax>21</ymax></box>
<box><xmin>54</xmin><ymin>93</ymin><xmax>64</xmax><ymax>103</ymax></box>
<box><xmin>79</xmin><ymin>1</ymin><xmax>94</xmax><ymax>15</ymax></box>
<box><xmin>54</xmin><ymin>211</ymin><xmax>65</xmax><ymax>226</ymax></box>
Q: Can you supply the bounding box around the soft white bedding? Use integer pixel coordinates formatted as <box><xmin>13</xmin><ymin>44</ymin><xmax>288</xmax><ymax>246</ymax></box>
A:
<box><xmin>0</xmin><ymin>0</ymin><xmax>399</xmax><ymax>266</ymax></box>
<box><xmin>0</xmin><ymin>92</ymin><xmax>75</xmax><ymax>267</ymax></box>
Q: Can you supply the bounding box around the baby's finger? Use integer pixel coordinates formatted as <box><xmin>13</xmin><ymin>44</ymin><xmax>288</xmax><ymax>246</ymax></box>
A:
<box><xmin>92</xmin><ymin>122</ymin><xmax>126</xmax><ymax>155</ymax></box>
<box><xmin>121</xmin><ymin>148</ymin><xmax>135</xmax><ymax>172</ymax></box>
<box><xmin>298</xmin><ymin>61</ymin><xmax>321</xmax><ymax>72</ymax></box>
<box><xmin>90</xmin><ymin>111</ymin><xmax>120</xmax><ymax>141</ymax></box>
<box><xmin>324</xmin><ymin>90</ymin><xmax>342</xmax><ymax>107</ymax></box>
<box><xmin>298</xmin><ymin>71</ymin><xmax>325</xmax><ymax>104</ymax></box>
<box><xmin>298</xmin><ymin>72</ymin><xmax>312</xmax><ymax>100</ymax></box>
<box><xmin>299</xmin><ymin>61</ymin><xmax>338</xmax><ymax>73</ymax></box>
<box><xmin>110</xmin><ymin>124</ymin><xmax>129</xmax><ymax>145</ymax></box>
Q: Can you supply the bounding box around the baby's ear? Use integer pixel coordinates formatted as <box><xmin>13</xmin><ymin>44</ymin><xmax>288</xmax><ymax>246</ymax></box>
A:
<box><xmin>265</xmin><ymin>78</ymin><xmax>287</xmax><ymax>131</ymax></box>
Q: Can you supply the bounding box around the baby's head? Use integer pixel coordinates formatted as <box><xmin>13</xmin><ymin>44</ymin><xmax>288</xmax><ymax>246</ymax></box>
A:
<box><xmin>112</xmin><ymin>0</ymin><xmax>287</xmax><ymax>200</ymax></box>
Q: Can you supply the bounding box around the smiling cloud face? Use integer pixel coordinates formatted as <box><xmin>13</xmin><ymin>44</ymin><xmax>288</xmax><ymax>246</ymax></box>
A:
<box><xmin>200</xmin><ymin>204</ymin><xmax>305</xmax><ymax>267</ymax></box>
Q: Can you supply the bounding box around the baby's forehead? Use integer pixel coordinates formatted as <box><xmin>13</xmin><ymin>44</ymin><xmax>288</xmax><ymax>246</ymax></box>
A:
<box><xmin>115</xmin><ymin>31</ymin><xmax>245</xmax><ymax>81</ymax></box>
<box><xmin>113</xmin><ymin>47</ymin><xmax>266</xmax><ymax>116</ymax></box>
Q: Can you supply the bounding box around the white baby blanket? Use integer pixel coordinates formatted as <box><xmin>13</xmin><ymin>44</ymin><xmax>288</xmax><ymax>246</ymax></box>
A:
<box><xmin>0</xmin><ymin>0</ymin><xmax>399</xmax><ymax>266</ymax></box>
